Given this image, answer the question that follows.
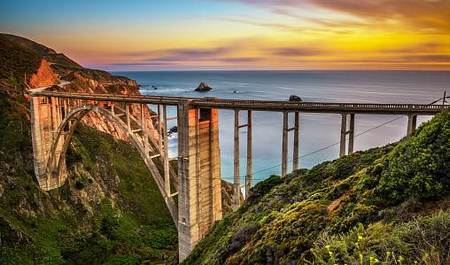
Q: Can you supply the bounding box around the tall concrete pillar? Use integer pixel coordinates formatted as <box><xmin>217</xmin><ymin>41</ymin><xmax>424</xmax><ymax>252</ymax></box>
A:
<box><xmin>339</xmin><ymin>113</ymin><xmax>347</xmax><ymax>157</ymax></box>
<box><xmin>177</xmin><ymin>104</ymin><xmax>222</xmax><ymax>262</ymax></box>
<box><xmin>292</xmin><ymin>112</ymin><xmax>300</xmax><ymax>171</ymax></box>
<box><xmin>233</xmin><ymin>110</ymin><xmax>240</xmax><ymax>210</ymax></box>
<box><xmin>407</xmin><ymin>114</ymin><xmax>417</xmax><ymax>136</ymax></box>
<box><xmin>245</xmin><ymin>110</ymin><xmax>253</xmax><ymax>198</ymax></box>
<box><xmin>281</xmin><ymin>112</ymin><xmax>288</xmax><ymax>177</ymax></box>
<box><xmin>348</xmin><ymin>114</ymin><xmax>355</xmax><ymax>154</ymax></box>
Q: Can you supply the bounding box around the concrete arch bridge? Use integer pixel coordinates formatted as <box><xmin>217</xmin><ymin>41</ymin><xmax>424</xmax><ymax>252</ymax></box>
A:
<box><xmin>29</xmin><ymin>91</ymin><xmax>447</xmax><ymax>261</ymax></box>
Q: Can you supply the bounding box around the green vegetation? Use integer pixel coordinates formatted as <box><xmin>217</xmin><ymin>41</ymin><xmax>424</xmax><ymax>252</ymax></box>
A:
<box><xmin>0</xmin><ymin>33</ymin><xmax>177</xmax><ymax>264</ymax></box>
<box><xmin>0</xmin><ymin>95</ymin><xmax>177</xmax><ymax>264</ymax></box>
<box><xmin>1</xmin><ymin>33</ymin><xmax>81</xmax><ymax>69</ymax></box>
<box><xmin>183</xmin><ymin>110</ymin><xmax>450</xmax><ymax>265</ymax></box>
<box><xmin>310</xmin><ymin>211</ymin><xmax>450</xmax><ymax>265</ymax></box>
<box><xmin>0</xmin><ymin>34</ymin><xmax>41</xmax><ymax>92</ymax></box>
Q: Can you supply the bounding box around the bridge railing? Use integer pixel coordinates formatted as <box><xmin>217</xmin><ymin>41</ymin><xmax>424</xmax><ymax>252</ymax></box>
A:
<box><xmin>30</xmin><ymin>91</ymin><xmax>447</xmax><ymax>114</ymax></box>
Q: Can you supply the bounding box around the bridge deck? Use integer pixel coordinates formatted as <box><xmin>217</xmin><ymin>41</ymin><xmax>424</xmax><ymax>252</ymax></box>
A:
<box><xmin>31</xmin><ymin>91</ymin><xmax>447</xmax><ymax>115</ymax></box>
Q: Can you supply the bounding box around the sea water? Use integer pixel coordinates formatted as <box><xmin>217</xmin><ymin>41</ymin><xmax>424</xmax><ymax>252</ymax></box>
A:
<box><xmin>114</xmin><ymin>71</ymin><xmax>450</xmax><ymax>184</ymax></box>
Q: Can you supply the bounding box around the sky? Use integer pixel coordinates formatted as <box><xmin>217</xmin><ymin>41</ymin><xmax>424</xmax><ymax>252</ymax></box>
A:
<box><xmin>1</xmin><ymin>0</ymin><xmax>450</xmax><ymax>71</ymax></box>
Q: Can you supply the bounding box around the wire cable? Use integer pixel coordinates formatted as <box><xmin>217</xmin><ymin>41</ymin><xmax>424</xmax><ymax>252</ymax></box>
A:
<box><xmin>226</xmin><ymin>94</ymin><xmax>448</xmax><ymax>179</ymax></box>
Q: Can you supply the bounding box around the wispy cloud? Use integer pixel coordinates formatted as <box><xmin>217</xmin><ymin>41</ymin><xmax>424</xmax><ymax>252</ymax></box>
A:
<box><xmin>111</xmin><ymin>44</ymin><xmax>262</xmax><ymax>67</ymax></box>
<box><xmin>269</xmin><ymin>47</ymin><xmax>324</xmax><ymax>57</ymax></box>
<box><xmin>120</xmin><ymin>47</ymin><xmax>232</xmax><ymax>60</ymax></box>
<box><xmin>231</xmin><ymin>0</ymin><xmax>450</xmax><ymax>31</ymax></box>
<box><xmin>380</xmin><ymin>42</ymin><xmax>445</xmax><ymax>54</ymax></box>
<box><xmin>221</xmin><ymin>17</ymin><xmax>304</xmax><ymax>32</ymax></box>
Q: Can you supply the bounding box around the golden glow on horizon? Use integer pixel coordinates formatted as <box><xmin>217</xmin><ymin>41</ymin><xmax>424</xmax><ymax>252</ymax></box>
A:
<box><xmin>17</xmin><ymin>1</ymin><xmax>450</xmax><ymax>70</ymax></box>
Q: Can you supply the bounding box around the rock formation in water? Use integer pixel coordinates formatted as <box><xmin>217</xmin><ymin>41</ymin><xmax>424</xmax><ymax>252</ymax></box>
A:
<box><xmin>289</xmin><ymin>95</ymin><xmax>302</xmax><ymax>102</ymax></box>
<box><xmin>195</xmin><ymin>81</ymin><xmax>212</xmax><ymax>92</ymax></box>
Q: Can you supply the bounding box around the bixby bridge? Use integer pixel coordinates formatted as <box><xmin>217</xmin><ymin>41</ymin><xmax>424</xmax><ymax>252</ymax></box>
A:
<box><xmin>29</xmin><ymin>90</ymin><xmax>447</xmax><ymax>261</ymax></box>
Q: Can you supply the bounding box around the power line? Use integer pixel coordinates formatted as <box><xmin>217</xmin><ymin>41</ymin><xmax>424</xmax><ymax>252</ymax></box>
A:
<box><xmin>226</xmin><ymin>94</ymin><xmax>448</xmax><ymax>180</ymax></box>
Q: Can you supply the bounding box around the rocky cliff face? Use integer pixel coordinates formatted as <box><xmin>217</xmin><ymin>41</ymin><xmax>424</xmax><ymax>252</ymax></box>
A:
<box><xmin>27</xmin><ymin>54</ymin><xmax>158</xmax><ymax>141</ymax></box>
<box><xmin>56</xmin><ymin>68</ymin><xmax>159</xmax><ymax>141</ymax></box>
<box><xmin>29</xmin><ymin>59</ymin><xmax>58</xmax><ymax>88</ymax></box>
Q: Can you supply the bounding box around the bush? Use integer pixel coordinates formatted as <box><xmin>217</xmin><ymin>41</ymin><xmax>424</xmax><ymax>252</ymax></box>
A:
<box><xmin>375</xmin><ymin>110</ymin><xmax>450</xmax><ymax>205</ymax></box>
<box><xmin>309</xmin><ymin>210</ymin><xmax>450</xmax><ymax>265</ymax></box>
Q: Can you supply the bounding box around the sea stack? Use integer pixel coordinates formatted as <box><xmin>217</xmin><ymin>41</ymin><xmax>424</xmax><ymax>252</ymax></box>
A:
<box><xmin>289</xmin><ymin>95</ymin><xmax>302</xmax><ymax>102</ymax></box>
<box><xmin>195</xmin><ymin>82</ymin><xmax>212</xmax><ymax>92</ymax></box>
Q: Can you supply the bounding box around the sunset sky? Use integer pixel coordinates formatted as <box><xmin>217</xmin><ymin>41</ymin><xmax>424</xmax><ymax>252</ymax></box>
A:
<box><xmin>1</xmin><ymin>0</ymin><xmax>450</xmax><ymax>70</ymax></box>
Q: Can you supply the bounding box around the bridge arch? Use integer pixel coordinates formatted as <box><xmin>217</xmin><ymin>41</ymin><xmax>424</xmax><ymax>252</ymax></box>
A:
<box><xmin>30</xmin><ymin>93</ymin><xmax>226</xmax><ymax>261</ymax></box>
<box><xmin>45</xmin><ymin>104</ymin><xmax>178</xmax><ymax>222</ymax></box>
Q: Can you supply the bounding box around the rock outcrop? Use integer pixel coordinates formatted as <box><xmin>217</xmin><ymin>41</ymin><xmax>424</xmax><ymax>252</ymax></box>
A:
<box><xmin>29</xmin><ymin>59</ymin><xmax>59</xmax><ymax>88</ymax></box>
<box><xmin>195</xmin><ymin>82</ymin><xmax>212</xmax><ymax>92</ymax></box>
<box><xmin>221</xmin><ymin>180</ymin><xmax>244</xmax><ymax>214</ymax></box>
<box><xmin>55</xmin><ymin>69</ymin><xmax>158</xmax><ymax>141</ymax></box>
<box><xmin>289</xmin><ymin>95</ymin><xmax>302</xmax><ymax>102</ymax></box>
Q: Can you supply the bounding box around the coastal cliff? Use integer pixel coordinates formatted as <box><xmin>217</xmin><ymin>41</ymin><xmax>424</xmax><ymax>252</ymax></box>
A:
<box><xmin>0</xmin><ymin>33</ymin><xmax>178</xmax><ymax>264</ymax></box>
<box><xmin>0</xmin><ymin>33</ymin><xmax>241</xmax><ymax>264</ymax></box>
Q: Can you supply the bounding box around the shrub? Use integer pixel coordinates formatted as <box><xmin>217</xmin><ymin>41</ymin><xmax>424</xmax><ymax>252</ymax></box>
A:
<box><xmin>309</xmin><ymin>211</ymin><xmax>450</xmax><ymax>265</ymax></box>
<box><xmin>375</xmin><ymin>110</ymin><xmax>450</xmax><ymax>205</ymax></box>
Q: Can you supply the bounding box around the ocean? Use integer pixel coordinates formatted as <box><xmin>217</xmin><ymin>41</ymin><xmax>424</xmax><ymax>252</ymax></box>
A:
<box><xmin>114</xmin><ymin>71</ymin><xmax>450</xmax><ymax>184</ymax></box>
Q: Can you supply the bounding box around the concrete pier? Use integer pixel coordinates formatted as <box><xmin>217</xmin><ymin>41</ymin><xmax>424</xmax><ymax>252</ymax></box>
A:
<box><xmin>177</xmin><ymin>106</ymin><xmax>222</xmax><ymax>261</ymax></box>
<box><xmin>340</xmin><ymin>113</ymin><xmax>355</xmax><ymax>157</ymax></box>
<box><xmin>407</xmin><ymin>114</ymin><xmax>417</xmax><ymax>136</ymax></box>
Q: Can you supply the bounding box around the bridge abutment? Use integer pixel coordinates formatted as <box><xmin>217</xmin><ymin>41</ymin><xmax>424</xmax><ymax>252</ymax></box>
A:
<box><xmin>177</xmin><ymin>105</ymin><xmax>222</xmax><ymax>261</ymax></box>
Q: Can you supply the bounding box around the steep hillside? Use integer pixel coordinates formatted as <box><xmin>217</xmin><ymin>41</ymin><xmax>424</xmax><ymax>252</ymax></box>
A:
<box><xmin>0</xmin><ymin>33</ymin><xmax>157</xmax><ymax>141</ymax></box>
<box><xmin>0</xmin><ymin>91</ymin><xmax>178</xmax><ymax>264</ymax></box>
<box><xmin>0</xmin><ymin>33</ymin><xmax>239</xmax><ymax>264</ymax></box>
<box><xmin>1</xmin><ymin>33</ymin><xmax>82</xmax><ymax>68</ymax></box>
<box><xmin>184</xmin><ymin>110</ymin><xmax>450</xmax><ymax>265</ymax></box>
<box><xmin>0</xmin><ymin>34</ymin><xmax>179</xmax><ymax>264</ymax></box>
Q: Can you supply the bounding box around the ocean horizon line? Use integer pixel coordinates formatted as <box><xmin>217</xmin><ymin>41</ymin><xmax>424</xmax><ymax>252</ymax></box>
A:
<box><xmin>110</xmin><ymin>69</ymin><xmax>450</xmax><ymax>73</ymax></box>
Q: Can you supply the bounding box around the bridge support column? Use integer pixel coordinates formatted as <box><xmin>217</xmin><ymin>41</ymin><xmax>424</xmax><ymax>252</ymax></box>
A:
<box><xmin>281</xmin><ymin>112</ymin><xmax>301</xmax><ymax>176</ymax></box>
<box><xmin>407</xmin><ymin>114</ymin><xmax>417</xmax><ymax>136</ymax></box>
<box><xmin>162</xmin><ymin>105</ymin><xmax>171</xmax><ymax>196</ymax></box>
<box><xmin>340</xmin><ymin>113</ymin><xmax>355</xmax><ymax>157</ymax></box>
<box><xmin>348</xmin><ymin>114</ymin><xmax>355</xmax><ymax>154</ymax></box>
<box><xmin>281</xmin><ymin>112</ymin><xmax>288</xmax><ymax>177</ymax></box>
<box><xmin>245</xmin><ymin>110</ymin><xmax>253</xmax><ymax>199</ymax></box>
<box><xmin>233</xmin><ymin>110</ymin><xmax>240</xmax><ymax>209</ymax></box>
<box><xmin>234</xmin><ymin>110</ymin><xmax>253</xmax><ymax>201</ymax></box>
<box><xmin>293</xmin><ymin>112</ymin><xmax>300</xmax><ymax>171</ymax></box>
<box><xmin>339</xmin><ymin>113</ymin><xmax>347</xmax><ymax>157</ymax></box>
<box><xmin>177</xmin><ymin>104</ymin><xmax>222</xmax><ymax>262</ymax></box>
